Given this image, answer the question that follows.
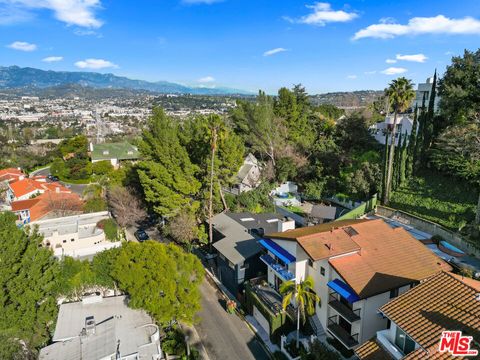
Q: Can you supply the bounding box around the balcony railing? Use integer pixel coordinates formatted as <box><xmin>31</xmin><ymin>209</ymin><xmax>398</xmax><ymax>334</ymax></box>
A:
<box><xmin>260</xmin><ymin>254</ymin><xmax>295</xmax><ymax>281</ymax></box>
<box><xmin>328</xmin><ymin>293</ymin><xmax>361</xmax><ymax>323</ymax></box>
<box><xmin>327</xmin><ymin>316</ymin><xmax>359</xmax><ymax>349</ymax></box>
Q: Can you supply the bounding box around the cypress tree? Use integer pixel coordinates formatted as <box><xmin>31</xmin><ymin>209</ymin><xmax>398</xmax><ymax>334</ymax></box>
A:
<box><xmin>420</xmin><ymin>70</ymin><xmax>437</xmax><ymax>166</ymax></box>
<box><xmin>414</xmin><ymin>93</ymin><xmax>427</xmax><ymax>174</ymax></box>
<box><xmin>406</xmin><ymin>105</ymin><xmax>418</xmax><ymax>179</ymax></box>
<box><xmin>399</xmin><ymin>131</ymin><xmax>408</xmax><ymax>187</ymax></box>
<box><xmin>393</xmin><ymin>131</ymin><xmax>403</xmax><ymax>190</ymax></box>
<box><xmin>381</xmin><ymin>131</ymin><xmax>390</xmax><ymax>203</ymax></box>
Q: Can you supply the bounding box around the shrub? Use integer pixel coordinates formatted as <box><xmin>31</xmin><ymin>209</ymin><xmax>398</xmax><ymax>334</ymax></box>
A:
<box><xmin>97</xmin><ymin>219</ymin><xmax>118</xmax><ymax>241</ymax></box>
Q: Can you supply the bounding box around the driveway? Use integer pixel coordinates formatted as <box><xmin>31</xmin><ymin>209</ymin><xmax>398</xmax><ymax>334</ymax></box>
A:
<box><xmin>195</xmin><ymin>279</ymin><xmax>270</xmax><ymax>360</ymax></box>
<box><xmin>31</xmin><ymin>166</ymin><xmax>89</xmax><ymax>196</ymax></box>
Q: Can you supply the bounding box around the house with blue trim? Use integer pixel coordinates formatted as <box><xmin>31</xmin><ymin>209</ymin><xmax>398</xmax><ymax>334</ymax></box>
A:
<box><xmin>252</xmin><ymin>218</ymin><xmax>451</xmax><ymax>351</ymax></box>
<box><xmin>209</xmin><ymin>212</ymin><xmax>295</xmax><ymax>298</ymax></box>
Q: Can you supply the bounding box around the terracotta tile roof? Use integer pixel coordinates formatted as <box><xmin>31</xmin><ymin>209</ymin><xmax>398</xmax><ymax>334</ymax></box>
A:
<box><xmin>9</xmin><ymin>178</ymin><xmax>71</xmax><ymax>199</ymax></box>
<box><xmin>9</xmin><ymin>178</ymin><xmax>45</xmax><ymax>198</ymax></box>
<box><xmin>265</xmin><ymin>219</ymin><xmax>369</xmax><ymax>240</ymax></box>
<box><xmin>11</xmin><ymin>192</ymin><xmax>83</xmax><ymax>221</ymax></box>
<box><xmin>380</xmin><ymin>271</ymin><xmax>480</xmax><ymax>359</ymax></box>
<box><xmin>355</xmin><ymin>338</ymin><xmax>393</xmax><ymax>360</ymax></box>
<box><xmin>327</xmin><ymin>219</ymin><xmax>451</xmax><ymax>298</ymax></box>
<box><xmin>0</xmin><ymin>168</ymin><xmax>25</xmax><ymax>182</ymax></box>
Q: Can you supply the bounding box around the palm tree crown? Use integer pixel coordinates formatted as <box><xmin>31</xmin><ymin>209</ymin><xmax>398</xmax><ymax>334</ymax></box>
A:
<box><xmin>385</xmin><ymin>77</ymin><xmax>416</xmax><ymax>114</ymax></box>
<box><xmin>280</xmin><ymin>276</ymin><xmax>320</xmax><ymax>323</ymax></box>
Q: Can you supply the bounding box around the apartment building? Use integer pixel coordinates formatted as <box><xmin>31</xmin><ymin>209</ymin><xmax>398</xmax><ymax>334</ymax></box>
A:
<box><xmin>255</xmin><ymin>219</ymin><xmax>450</xmax><ymax>351</ymax></box>
<box><xmin>355</xmin><ymin>271</ymin><xmax>480</xmax><ymax>359</ymax></box>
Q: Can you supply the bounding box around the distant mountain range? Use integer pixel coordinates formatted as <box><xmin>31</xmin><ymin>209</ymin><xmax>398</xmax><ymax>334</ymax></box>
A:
<box><xmin>0</xmin><ymin>66</ymin><xmax>251</xmax><ymax>95</ymax></box>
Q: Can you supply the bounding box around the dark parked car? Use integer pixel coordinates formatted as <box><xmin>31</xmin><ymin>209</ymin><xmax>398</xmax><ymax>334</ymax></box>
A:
<box><xmin>47</xmin><ymin>174</ymin><xmax>59</xmax><ymax>182</ymax></box>
<box><xmin>134</xmin><ymin>229</ymin><xmax>149</xmax><ymax>242</ymax></box>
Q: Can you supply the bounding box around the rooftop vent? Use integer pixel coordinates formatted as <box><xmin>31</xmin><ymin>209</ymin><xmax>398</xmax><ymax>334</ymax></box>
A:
<box><xmin>344</xmin><ymin>226</ymin><xmax>359</xmax><ymax>237</ymax></box>
<box><xmin>240</xmin><ymin>217</ymin><xmax>255</xmax><ymax>222</ymax></box>
<box><xmin>102</xmin><ymin>150</ymin><xmax>109</xmax><ymax>155</ymax></box>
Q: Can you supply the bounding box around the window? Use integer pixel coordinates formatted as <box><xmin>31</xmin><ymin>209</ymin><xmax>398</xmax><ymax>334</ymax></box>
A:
<box><xmin>390</xmin><ymin>288</ymin><xmax>399</xmax><ymax>299</ymax></box>
<box><xmin>62</xmin><ymin>239</ymin><xmax>67</xmax><ymax>243</ymax></box>
<box><xmin>395</xmin><ymin>327</ymin><xmax>416</xmax><ymax>355</ymax></box>
<box><xmin>71</xmin><ymin>238</ymin><xmax>75</xmax><ymax>242</ymax></box>
<box><xmin>320</xmin><ymin>267</ymin><xmax>326</xmax><ymax>276</ymax></box>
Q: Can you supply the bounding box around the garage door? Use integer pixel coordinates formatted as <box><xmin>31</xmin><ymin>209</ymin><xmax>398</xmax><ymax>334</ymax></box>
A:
<box><xmin>253</xmin><ymin>305</ymin><xmax>270</xmax><ymax>334</ymax></box>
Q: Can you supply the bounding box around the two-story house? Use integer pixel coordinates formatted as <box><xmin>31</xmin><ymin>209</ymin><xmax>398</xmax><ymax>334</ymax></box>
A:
<box><xmin>355</xmin><ymin>271</ymin><xmax>480</xmax><ymax>359</ymax></box>
<box><xmin>256</xmin><ymin>218</ymin><xmax>450</xmax><ymax>351</ymax></box>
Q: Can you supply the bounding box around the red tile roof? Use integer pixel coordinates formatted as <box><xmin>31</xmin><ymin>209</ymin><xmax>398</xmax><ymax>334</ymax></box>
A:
<box><xmin>0</xmin><ymin>168</ymin><xmax>25</xmax><ymax>183</ymax></box>
<box><xmin>9</xmin><ymin>178</ymin><xmax>71</xmax><ymax>199</ymax></box>
<box><xmin>380</xmin><ymin>271</ymin><xmax>480</xmax><ymax>360</ymax></box>
<box><xmin>11</xmin><ymin>192</ymin><xmax>83</xmax><ymax>222</ymax></box>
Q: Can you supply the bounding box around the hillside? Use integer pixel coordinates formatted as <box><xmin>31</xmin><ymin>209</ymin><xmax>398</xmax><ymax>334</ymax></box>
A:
<box><xmin>310</xmin><ymin>90</ymin><xmax>383</xmax><ymax>109</ymax></box>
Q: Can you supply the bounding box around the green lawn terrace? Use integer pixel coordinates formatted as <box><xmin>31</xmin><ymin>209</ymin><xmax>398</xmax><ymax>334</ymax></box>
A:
<box><xmin>389</xmin><ymin>169</ymin><xmax>477</xmax><ymax>232</ymax></box>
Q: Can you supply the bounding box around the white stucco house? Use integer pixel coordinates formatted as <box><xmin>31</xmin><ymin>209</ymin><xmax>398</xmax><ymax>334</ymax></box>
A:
<box><xmin>370</xmin><ymin>114</ymin><xmax>413</xmax><ymax>146</ymax></box>
<box><xmin>30</xmin><ymin>211</ymin><xmax>121</xmax><ymax>259</ymax></box>
<box><xmin>252</xmin><ymin>219</ymin><xmax>450</xmax><ymax>351</ymax></box>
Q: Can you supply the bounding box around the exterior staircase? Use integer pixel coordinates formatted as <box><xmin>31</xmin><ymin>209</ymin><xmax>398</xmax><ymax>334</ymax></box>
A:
<box><xmin>309</xmin><ymin>315</ymin><xmax>326</xmax><ymax>339</ymax></box>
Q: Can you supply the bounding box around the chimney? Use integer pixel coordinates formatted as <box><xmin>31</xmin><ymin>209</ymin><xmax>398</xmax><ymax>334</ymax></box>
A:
<box><xmin>85</xmin><ymin>316</ymin><xmax>96</xmax><ymax>336</ymax></box>
<box><xmin>277</xmin><ymin>219</ymin><xmax>295</xmax><ymax>232</ymax></box>
<box><xmin>56</xmin><ymin>186</ymin><xmax>60</xmax><ymax>193</ymax></box>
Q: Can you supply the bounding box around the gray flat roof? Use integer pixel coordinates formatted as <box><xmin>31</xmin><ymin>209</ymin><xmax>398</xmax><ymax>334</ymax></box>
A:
<box><xmin>40</xmin><ymin>295</ymin><xmax>159</xmax><ymax>360</ymax></box>
<box><xmin>211</xmin><ymin>212</ymin><xmax>285</xmax><ymax>264</ymax></box>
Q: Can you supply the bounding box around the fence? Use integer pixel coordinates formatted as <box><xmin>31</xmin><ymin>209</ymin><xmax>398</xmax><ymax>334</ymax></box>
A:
<box><xmin>376</xmin><ymin>205</ymin><xmax>480</xmax><ymax>257</ymax></box>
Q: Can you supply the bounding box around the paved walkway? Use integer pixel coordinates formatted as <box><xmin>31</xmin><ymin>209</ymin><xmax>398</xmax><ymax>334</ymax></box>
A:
<box><xmin>195</xmin><ymin>279</ymin><xmax>270</xmax><ymax>360</ymax></box>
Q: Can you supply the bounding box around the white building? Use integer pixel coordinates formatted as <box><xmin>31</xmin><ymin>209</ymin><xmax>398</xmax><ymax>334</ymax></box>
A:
<box><xmin>412</xmin><ymin>77</ymin><xmax>440</xmax><ymax>113</ymax></box>
<box><xmin>30</xmin><ymin>211</ymin><xmax>121</xmax><ymax>259</ymax></box>
<box><xmin>370</xmin><ymin>114</ymin><xmax>413</xmax><ymax>146</ymax></box>
<box><xmin>253</xmin><ymin>219</ymin><xmax>450</xmax><ymax>351</ymax></box>
<box><xmin>39</xmin><ymin>294</ymin><xmax>162</xmax><ymax>360</ymax></box>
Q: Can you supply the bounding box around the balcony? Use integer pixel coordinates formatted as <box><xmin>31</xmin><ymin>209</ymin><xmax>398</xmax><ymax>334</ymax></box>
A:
<box><xmin>328</xmin><ymin>293</ymin><xmax>361</xmax><ymax>323</ymax></box>
<box><xmin>260</xmin><ymin>254</ymin><xmax>295</xmax><ymax>281</ymax></box>
<box><xmin>327</xmin><ymin>317</ymin><xmax>359</xmax><ymax>349</ymax></box>
<box><xmin>248</xmin><ymin>278</ymin><xmax>296</xmax><ymax>319</ymax></box>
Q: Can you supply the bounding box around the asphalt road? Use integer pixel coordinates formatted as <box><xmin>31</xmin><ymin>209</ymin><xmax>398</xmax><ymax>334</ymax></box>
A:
<box><xmin>31</xmin><ymin>166</ymin><xmax>89</xmax><ymax>195</ymax></box>
<box><xmin>195</xmin><ymin>279</ymin><xmax>270</xmax><ymax>360</ymax></box>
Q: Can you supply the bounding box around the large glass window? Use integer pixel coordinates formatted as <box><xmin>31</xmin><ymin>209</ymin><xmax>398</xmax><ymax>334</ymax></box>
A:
<box><xmin>395</xmin><ymin>327</ymin><xmax>416</xmax><ymax>355</ymax></box>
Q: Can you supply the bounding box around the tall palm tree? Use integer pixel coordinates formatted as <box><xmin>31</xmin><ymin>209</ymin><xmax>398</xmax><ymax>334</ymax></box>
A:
<box><xmin>280</xmin><ymin>276</ymin><xmax>320</xmax><ymax>348</ymax></box>
<box><xmin>383</xmin><ymin>77</ymin><xmax>416</xmax><ymax>204</ymax></box>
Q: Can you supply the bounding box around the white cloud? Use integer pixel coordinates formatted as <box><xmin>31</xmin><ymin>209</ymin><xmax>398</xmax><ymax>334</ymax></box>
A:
<box><xmin>386</xmin><ymin>59</ymin><xmax>397</xmax><ymax>64</ymax></box>
<box><xmin>263</xmin><ymin>47</ymin><xmax>288</xmax><ymax>56</ymax></box>
<box><xmin>182</xmin><ymin>0</ymin><xmax>222</xmax><ymax>4</ymax></box>
<box><xmin>353</xmin><ymin>15</ymin><xmax>480</xmax><ymax>40</ymax></box>
<box><xmin>198</xmin><ymin>76</ymin><xmax>215</xmax><ymax>83</ymax></box>
<box><xmin>396</xmin><ymin>53</ymin><xmax>428</xmax><ymax>63</ymax></box>
<box><xmin>364</xmin><ymin>70</ymin><xmax>376</xmax><ymax>75</ymax></box>
<box><xmin>346</xmin><ymin>74</ymin><xmax>357</xmax><ymax>79</ymax></box>
<box><xmin>285</xmin><ymin>2</ymin><xmax>357</xmax><ymax>26</ymax></box>
<box><xmin>42</xmin><ymin>56</ymin><xmax>63</xmax><ymax>62</ymax></box>
<box><xmin>75</xmin><ymin>58</ymin><xmax>118</xmax><ymax>69</ymax></box>
<box><xmin>1</xmin><ymin>0</ymin><xmax>103</xmax><ymax>28</ymax></box>
<box><xmin>7</xmin><ymin>41</ymin><xmax>36</xmax><ymax>51</ymax></box>
<box><xmin>381</xmin><ymin>67</ymin><xmax>407</xmax><ymax>75</ymax></box>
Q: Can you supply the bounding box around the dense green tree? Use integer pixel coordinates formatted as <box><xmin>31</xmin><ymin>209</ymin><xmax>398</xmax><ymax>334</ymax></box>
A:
<box><xmin>383</xmin><ymin>77</ymin><xmax>415</xmax><ymax>204</ymax></box>
<box><xmin>399</xmin><ymin>132</ymin><xmax>408</xmax><ymax>187</ymax></box>
<box><xmin>275</xmin><ymin>157</ymin><xmax>298</xmax><ymax>183</ymax></box>
<box><xmin>334</xmin><ymin>113</ymin><xmax>378</xmax><ymax>153</ymax></box>
<box><xmin>111</xmin><ymin>241</ymin><xmax>204</xmax><ymax>325</ymax></box>
<box><xmin>274</xmin><ymin>86</ymin><xmax>314</xmax><ymax>149</ymax></box>
<box><xmin>231</xmin><ymin>91</ymin><xmax>287</xmax><ymax>167</ymax></box>
<box><xmin>58</xmin><ymin>135</ymin><xmax>88</xmax><ymax>157</ymax></box>
<box><xmin>430</xmin><ymin>123</ymin><xmax>480</xmax><ymax>224</ymax></box>
<box><xmin>344</xmin><ymin>162</ymin><xmax>381</xmax><ymax>200</ymax></box>
<box><xmin>406</xmin><ymin>105</ymin><xmax>418</xmax><ymax>179</ymax></box>
<box><xmin>0</xmin><ymin>212</ymin><xmax>60</xmax><ymax>356</ymax></box>
<box><xmin>137</xmin><ymin>108</ymin><xmax>201</xmax><ymax>217</ymax></box>
<box><xmin>92</xmin><ymin>160</ymin><xmax>114</xmax><ymax>176</ymax></box>
<box><xmin>419</xmin><ymin>70</ymin><xmax>437</xmax><ymax>165</ymax></box>
<box><xmin>413</xmin><ymin>93</ymin><xmax>427</xmax><ymax>174</ymax></box>
<box><xmin>438</xmin><ymin>49</ymin><xmax>480</xmax><ymax>125</ymax></box>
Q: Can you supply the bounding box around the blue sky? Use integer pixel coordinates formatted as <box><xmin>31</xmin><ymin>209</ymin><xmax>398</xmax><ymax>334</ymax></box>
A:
<box><xmin>1</xmin><ymin>0</ymin><xmax>479</xmax><ymax>94</ymax></box>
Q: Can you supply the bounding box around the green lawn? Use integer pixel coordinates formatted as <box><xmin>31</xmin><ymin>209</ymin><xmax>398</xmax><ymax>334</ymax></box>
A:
<box><xmin>389</xmin><ymin>170</ymin><xmax>477</xmax><ymax>231</ymax></box>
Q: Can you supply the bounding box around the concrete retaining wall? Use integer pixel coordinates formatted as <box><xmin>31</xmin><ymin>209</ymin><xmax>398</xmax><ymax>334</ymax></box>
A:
<box><xmin>376</xmin><ymin>205</ymin><xmax>480</xmax><ymax>257</ymax></box>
